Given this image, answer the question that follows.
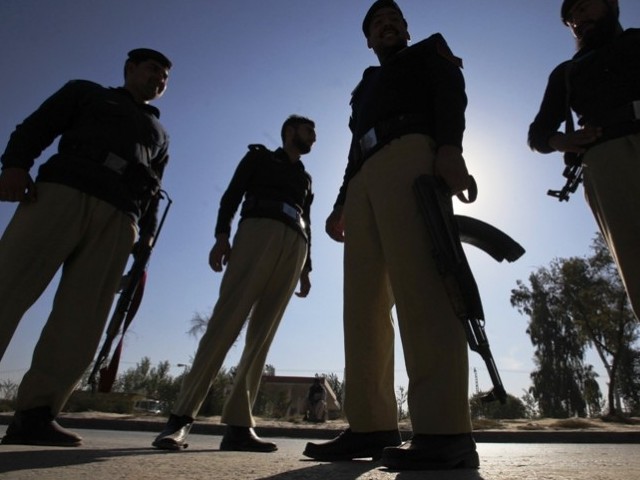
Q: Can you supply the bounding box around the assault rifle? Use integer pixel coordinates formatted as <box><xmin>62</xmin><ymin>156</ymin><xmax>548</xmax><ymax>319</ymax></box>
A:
<box><xmin>547</xmin><ymin>158</ymin><xmax>583</xmax><ymax>202</ymax></box>
<box><xmin>414</xmin><ymin>175</ymin><xmax>525</xmax><ymax>404</ymax></box>
<box><xmin>88</xmin><ymin>190</ymin><xmax>172</xmax><ymax>393</ymax></box>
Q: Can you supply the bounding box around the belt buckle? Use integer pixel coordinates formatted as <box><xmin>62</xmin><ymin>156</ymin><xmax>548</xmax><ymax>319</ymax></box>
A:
<box><xmin>632</xmin><ymin>101</ymin><xmax>640</xmax><ymax>120</ymax></box>
<box><xmin>282</xmin><ymin>203</ymin><xmax>298</xmax><ymax>220</ymax></box>
<box><xmin>104</xmin><ymin>152</ymin><xmax>128</xmax><ymax>174</ymax></box>
<box><xmin>282</xmin><ymin>203</ymin><xmax>305</xmax><ymax>229</ymax></box>
<box><xmin>359</xmin><ymin>127</ymin><xmax>377</xmax><ymax>154</ymax></box>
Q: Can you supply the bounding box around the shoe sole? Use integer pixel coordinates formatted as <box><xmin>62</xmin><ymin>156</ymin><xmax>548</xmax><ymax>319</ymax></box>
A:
<box><xmin>382</xmin><ymin>450</ymin><xmax>480</xmax><ymax>471</ymax></box>
<box><xmin>152</xmin><ymin>439</ymin><xmax>189</xmax><ymax>450</ymax></box>
<box><xmin>219</xmin><ymin>444</ymin><xmax>278</xmax><ymax>453</ymax></box>
<box><xmin>303</xmin><ymin>447</ymin><xmax>386</xmax><ymax>462</ymax></box>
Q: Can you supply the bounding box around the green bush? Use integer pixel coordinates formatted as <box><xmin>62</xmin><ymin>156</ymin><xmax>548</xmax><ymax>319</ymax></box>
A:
<box><xmin>64</xmin><ymin>391</ymin><xmax>142</xmax><ymax>414</ymax></box>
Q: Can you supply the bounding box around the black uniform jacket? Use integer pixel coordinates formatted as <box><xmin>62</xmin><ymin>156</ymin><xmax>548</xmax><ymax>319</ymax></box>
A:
<box><xmin>214</xmin><ymin>145</ymin><xmax>313</xmax><ymax>271</ymax></box>
<box><xmin>528</xmin><ymin>28</ymin><xmax>640</xmax><ymax>154</ymax></box>
<box><xmin>335</xmin><ymin>33</ymin><xmax>467</xmax><ymax>207</ymax></box>
<box><xmin>1</xmin><ymin>80</ymin><xmax>169</xmax><ymax>229</ymax></box>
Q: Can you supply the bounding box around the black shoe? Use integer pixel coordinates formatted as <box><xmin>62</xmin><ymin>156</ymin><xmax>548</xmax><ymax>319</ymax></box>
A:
<box><xmin>303</xmin><ymin>428</ymin><xmax>402</xmax><ymax>461</ymax></box>
<box><xmin>219</xmin><ymin>425</ymin><xmax>277</xmax><ymax>452</ymax></box>
<box><xmin>381</xmin><ymin>433</ymin><xmax>479</xmax><ymax>470</ymax></box>
<box><xmin>152</xmin><ymin>414</ymin><xmax>194</xmax><ymax>450</ymax></box>
<box><xmin>1</xmin><ymin>407</ymin><xmax>82</xmax><ymax>447</ymax></box>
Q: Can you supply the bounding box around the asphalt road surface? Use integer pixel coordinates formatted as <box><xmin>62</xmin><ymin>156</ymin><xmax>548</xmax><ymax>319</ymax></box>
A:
<box><xmin>1</xmin><ymin>428</ymin><xmax>640</xmax><ymax>479</ymax></box>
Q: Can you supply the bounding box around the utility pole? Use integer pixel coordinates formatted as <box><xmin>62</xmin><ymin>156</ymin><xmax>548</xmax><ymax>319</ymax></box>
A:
<box><xmin>474</xmin><ymin>367</ymin><xmax>480</xmax><ymax>395</ymax></box>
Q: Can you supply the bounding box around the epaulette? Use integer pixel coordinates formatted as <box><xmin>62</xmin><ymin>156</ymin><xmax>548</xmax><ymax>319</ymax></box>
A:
<box><xmin>248</xmin><ymin>144</ymin><xmax>268</xmax><ymax>152</ymax></box>
<box><xmin>409</xmin><ymin>33</ymin><xmax>463</xmax><ymax>69</ymax></box>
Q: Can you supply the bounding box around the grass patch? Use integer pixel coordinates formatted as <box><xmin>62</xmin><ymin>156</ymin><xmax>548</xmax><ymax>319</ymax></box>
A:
<box><xmin>472</xmin><ymin>418</ymin><xmax>504</xmax><ymax>430</ymax></box>
<box><xmin>549</xmin><ymin>418</ymin><xmax>598</xmax><ymax>429</ymax></box>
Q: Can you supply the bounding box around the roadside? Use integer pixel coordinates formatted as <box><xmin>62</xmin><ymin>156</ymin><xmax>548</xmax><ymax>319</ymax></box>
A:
<box><xmin>2</xmin><ymin>412</ymin><xmax>640</xmax><ymax>443</ymax></box>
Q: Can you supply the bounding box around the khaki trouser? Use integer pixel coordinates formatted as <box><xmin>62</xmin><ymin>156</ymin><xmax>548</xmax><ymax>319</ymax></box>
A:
<box><xmin>583</xmin><ymin>132</ymin><xmax>640</xmax><ymax>319</ymax></box>
<box><xmin>171</xmin><ymin>217</ymin><xmax>307</xmax><ymax>426</ymax></box>
<box><xmin>342</xmin><ymin>134</ymin><xmax>471</xmax><ymax>435</ymax></box>
<box><xmin>0</xmin><ymin>182</ymin><xmax>135</xmax><ymax>415</ymax></box>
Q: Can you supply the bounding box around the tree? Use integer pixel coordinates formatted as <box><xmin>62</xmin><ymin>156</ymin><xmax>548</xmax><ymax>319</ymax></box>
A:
<box><xmin>187</xmin><ymin>311</ymin><xmax>210</xmax><ymax>338</ymax></box>
<box><xmin>112</xmin><ymin>357</ymin><xmax>174</xmax><ymax>400</ymax></box>
<box><xmin>0</xmin><ymin>378</ymin><xmax>18</xmax><ymax>401</ymax></box>
<box><xmin>396</xmin><ymin>386</ymin><xmax>409</xmax><ymax>420</ymax></box>
<box><xmin>511</xmin><ymin>265</ymin><xmax>588</xmax><ymax>417</ymax></box>
<box><xmin>573</xmin><ymin>236</ymin><xmax>638</xmax><ymax>417</ymax></box>
<box><xmin>520</xmin><ymin>389</ymin><xmax>540</xmax><ymax>420</ymax></box>
<box><xmin>470</xmin><ymin>392</ymin><xmax>526</xmax><ymax>419</ymax></box>
<box><xmin>198</xmin><ymin>367</ymin><xmax>235</xmax><ymax>416</ymax></box>
<box><xmin>323</xmin><ymin>372</ymin><xmax>344</xmax><ymax>406</ymax></box>
<box><xmin>616</xmin><ymin>346</ymin><xmax>640</xmax><ymax>415</ymax></box>
<box><xmin>511</xmin><ymin>234</ymin><xmax>640</xmax><ymax>417</ymax></box>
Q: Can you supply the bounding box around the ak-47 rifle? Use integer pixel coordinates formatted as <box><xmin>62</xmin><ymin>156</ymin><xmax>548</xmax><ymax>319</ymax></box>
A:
<box><xmin>547</xmin><ymin>155</ymin><xmax>583</xmax><ymax>202</ymax></box>
<box><xmin>88</xmin><ymin>190</ymin><xmax>173</xmax><ymax>393</ymax></box>
<box><xmin>414</xmin><ymin>174</ymin><xmax>525</xmax><ymax>404</ymax></box>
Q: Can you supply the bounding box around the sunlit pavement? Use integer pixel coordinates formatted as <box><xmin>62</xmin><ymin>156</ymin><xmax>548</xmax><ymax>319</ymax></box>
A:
<box><xmin>1</xmin><ymin>428</ymin><xmax>640</xmax><ymax>480</ymax></box>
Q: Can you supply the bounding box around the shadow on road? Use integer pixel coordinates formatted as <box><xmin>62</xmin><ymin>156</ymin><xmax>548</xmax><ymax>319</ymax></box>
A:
<box><xmin>0</xmin><ymin>447</ymin><xmax>212</xmax><ymax>474</ymax></box>
<box><xmin>258</xmin><ymin>459</ymin><xmax>487</xmax><ymax>480</ymax></box>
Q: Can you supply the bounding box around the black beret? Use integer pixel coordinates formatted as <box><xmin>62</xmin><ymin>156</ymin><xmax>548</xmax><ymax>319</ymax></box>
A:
<box><xmin>561</xmin><ymin>0</ymin><xmax>618</xmax><ymax>24</ymax></box>
<box><xmin>127</xmin><ymin>48</ymin><xmax>172</xmax><ymax>69</ymax></box>
<box><xmin>561</xmin><ymin>0</ymin><xmax>579</xmax><ymax>23</ymax></box>
<box><xmin>362</xmin><ymin>0</ymin><xmax>405</xmax><ymax>37</ymax></box>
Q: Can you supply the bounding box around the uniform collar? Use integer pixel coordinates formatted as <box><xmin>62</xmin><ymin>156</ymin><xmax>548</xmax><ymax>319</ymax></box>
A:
<box><xmin>274</xmin><ymin>147</ymin><xmax>304</xmax><ymax>167</ymax></box>
<box><xmin>113</xmin><ymin>87</ymin><xmax>162</xmax><ymax>119</ymax></box>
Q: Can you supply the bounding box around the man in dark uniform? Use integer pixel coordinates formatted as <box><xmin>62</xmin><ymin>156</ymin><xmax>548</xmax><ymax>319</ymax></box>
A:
<box><xmin>305</xmin><ymin>376</ymin><xmax>327</xmax><ymax>422</ymax></box>
<box><xmin>152</xmin><ymin>115</ymin><xmax>315</xmax><ymax>452</ymax></box>
<box><xmin>529</xmin><ymin>0</ymin><xmax>640</xmax><ymax>318</ymax></box>
<box><xmin>303</xmin><ymin>1</ymin><xmax>478</xmax><ymax>471</ymax></box>
<box><xmin>0</xmin><ymin>48</ymin><xmax>172</xmax><ymax>446</ymax></box>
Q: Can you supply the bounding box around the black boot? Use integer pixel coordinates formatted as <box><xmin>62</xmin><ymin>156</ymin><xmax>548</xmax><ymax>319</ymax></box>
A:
<box><xmin>152</xmin><ymin>414</ymin><xmax>194</xmax><ymax>450</ymax></box>
<box><xmin>303</xmin><ymin>428</ymin><xmax>402</xmax><ymax>461</ymax></box>
<box><xmin>1</xmin><ymin>406</ymin><xmax>82</xmax><ymax>447</ymax></box>
<box><xmin>381</xmin><ymin>433</ymin><xmax>479</xmax><ymax>470</ymax></box>
<box><xmin>219</xmin><ymin>425</ymin><xmax>277</xmax><ymax>452</ymax></box>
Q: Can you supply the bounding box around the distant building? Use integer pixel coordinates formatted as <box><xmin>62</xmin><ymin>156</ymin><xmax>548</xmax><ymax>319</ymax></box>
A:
<box><xmin>259</xmin><ymin>375</ymin><xmax>341</xmax><ymax>420</ymax></box>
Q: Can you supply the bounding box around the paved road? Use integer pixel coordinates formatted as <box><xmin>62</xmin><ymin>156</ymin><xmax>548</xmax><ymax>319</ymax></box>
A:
<box><xmin>1</xmin><ymin>428</ymin><xmax>640</xmax><ymax>480</ymax></box>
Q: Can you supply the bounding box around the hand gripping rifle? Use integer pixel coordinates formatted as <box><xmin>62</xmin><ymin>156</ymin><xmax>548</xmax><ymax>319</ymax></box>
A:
<box><xmin>414</xmin><ymin>175</ymin><xmax>525</xmax><ymax>404</ymax></box>
<box><xmin>88</xmin><ymin>190</ymin><xmax>173</xmax><ymax>393</ymax></box>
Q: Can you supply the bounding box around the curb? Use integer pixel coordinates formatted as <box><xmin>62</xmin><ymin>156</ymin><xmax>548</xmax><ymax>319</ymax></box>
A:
<box><xmin>2</xmin><ymin>414</ymin><xmax>640</xmax><ymax>443</ymax></box>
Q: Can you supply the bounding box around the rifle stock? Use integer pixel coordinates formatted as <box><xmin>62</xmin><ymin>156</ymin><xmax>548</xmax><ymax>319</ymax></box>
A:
<box><xmin>414</xmin><ymin>174</ymin><xmax>519</xmax><ymax>404</ymax></box>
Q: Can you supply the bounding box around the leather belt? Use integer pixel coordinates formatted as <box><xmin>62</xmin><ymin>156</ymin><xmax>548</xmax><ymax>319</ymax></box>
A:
<box><xmin>584</xmin><ymin>100</ymin><xmax>640</xmax><ymax>127</ymax></box>
<box><xmin>358</xmin><ymin>114</ymin><xmax>429</xmax><ymax>157</ymax></box>
<box><xmin>242</xmin><ymin>198</ymin><xmax>306</xmax><ymax>230</ymax></box>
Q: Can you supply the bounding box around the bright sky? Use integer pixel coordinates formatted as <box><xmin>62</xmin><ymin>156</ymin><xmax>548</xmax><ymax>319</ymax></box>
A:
<box><xmin>2</xmin><ymin>0</ymin><xmax>639</xmax><ymax>404</ymax></box>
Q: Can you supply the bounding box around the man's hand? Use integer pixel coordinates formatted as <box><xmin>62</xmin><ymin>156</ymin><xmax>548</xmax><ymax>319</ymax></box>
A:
<box><xmin>295</xmin><ymin>269</ymin><xmax>311</xmax><ymax>298</ymax></box>
<box><xmin>132</xmin><ymin>233</ymin><xmax>154</xmax><ymax>259</ymax></box>
<box><xmin>0</xmin><ymin>167</ymin><xmax>36</xmax><ymax>202</ymax></box>
<box><xmin>548</xmin><ymin>126</ymin><xmax>602</xmax><ymax>154</ymax></box>
<box><xmin>325</xmin><ymin>205</ymin><xmax>345</xmax><ymax>243</ymax></box>
<box><xmin>209</xmin><ymin>234</ymin><xmax>231</xmax><ymax>272</ymax></box>
<box><xmin>433</xmin><ymin>145</ymin><xmax>470</xmax><ymax>196</ymax></box>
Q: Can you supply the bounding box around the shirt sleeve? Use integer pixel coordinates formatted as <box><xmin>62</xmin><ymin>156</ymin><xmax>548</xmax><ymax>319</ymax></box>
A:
<box><xmin>428</xmin><ymin>34</ymin><xmax>467</xmax><ymax>150</ymax></box>
<box><xmin>1</xmin><ymin>80</ymin><xmax>88</xmax><ymax>171</ymax></box>
<box><xmin>214</xmin><ymin>151</ymin><xmax>255</xmax><ymax>236</ymax></box>
<box><xmin>528</xmin><ymin>62</ymin><xmax>569</xmax><ymax>154</ymax></box>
